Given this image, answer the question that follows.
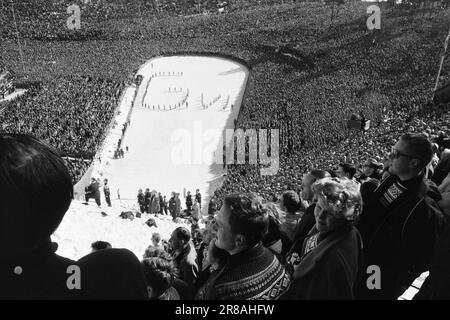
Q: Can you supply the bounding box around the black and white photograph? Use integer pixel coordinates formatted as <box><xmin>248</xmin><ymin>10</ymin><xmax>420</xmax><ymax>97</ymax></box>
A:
<box><xmin>1</xmin><ymin>0</ymin><xmax>450</xmax><ymax>307</ymax></box>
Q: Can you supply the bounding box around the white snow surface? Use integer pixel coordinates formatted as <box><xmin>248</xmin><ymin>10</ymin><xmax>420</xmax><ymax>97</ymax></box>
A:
<box><xmin>53</xmin><ymin>56</ymin><xmax>249</xmax><ymax>260</ymax></box>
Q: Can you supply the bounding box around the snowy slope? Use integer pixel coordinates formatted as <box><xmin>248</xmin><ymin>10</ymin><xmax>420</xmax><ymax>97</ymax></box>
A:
<box><xmin>53</xmin><ymin>56</ymin><xmax>249</xmax><ymax>260</ymax></box>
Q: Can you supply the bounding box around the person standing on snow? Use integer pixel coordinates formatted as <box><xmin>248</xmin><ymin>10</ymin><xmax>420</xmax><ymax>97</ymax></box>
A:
<box><xmin>103</xmin><ymin>178</ymin><xmax>112</xmax><ymax>207</ymax></box>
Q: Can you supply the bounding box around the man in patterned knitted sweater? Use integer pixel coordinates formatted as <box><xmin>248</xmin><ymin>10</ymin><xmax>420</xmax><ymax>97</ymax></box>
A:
<box><xmin>195</xmin><ymin>193</ymin><xmax>290</xmax><ymax>300</ymax></box>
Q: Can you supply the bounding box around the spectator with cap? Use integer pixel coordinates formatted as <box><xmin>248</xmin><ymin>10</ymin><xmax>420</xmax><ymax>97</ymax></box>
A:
<box><xmin>356</xmin><ymin>133</ymin><xmax>446</xmax><ymax>300</ymax></box>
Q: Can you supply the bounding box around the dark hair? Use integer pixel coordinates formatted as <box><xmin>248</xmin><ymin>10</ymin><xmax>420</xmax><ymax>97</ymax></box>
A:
<box><xmin>339</xmin><ymin>163</ymin><xmax>357</xmax><ymax>179</ymax></box>
<box><xmin>173</xmin><ymin>227</ymin><xmax>191</xmax><ymax>243</ymax></box>
<box><xmin>0</xmin><ymin>134</ymin><xmax>73</xmax><ymax>252</ymax></box>
<box><xmin>400</xmin><ymin>133</ymin><xmax>433</xmax><ymax>170</ymax></box>
<box><xmin>223</xmin><ymin>193</ymin><xmax>269</xmax><ymax>247</ymax></box>
<box><xmin>281</xmin><ymin>190</ymin><xmax>300</xmax><ymax>213</ymax></box>
<box><xmin>309</xmin><ymin>169</ymin><xmax>331</xmax><ymax>181</ymax></box>
<box><xmin>360</xmin><ymin>179</ymin><xmax>380</xmax><ymax>205</ymax></box>
<box><xmin>141</xmin><ymin>257</ymin><xmax>178</xmax><ymax>298</ymax></box>
<box><xmin>91</xmin><ymin>241</ymin><xmax>112</xmax><ymax>251</ymax></box>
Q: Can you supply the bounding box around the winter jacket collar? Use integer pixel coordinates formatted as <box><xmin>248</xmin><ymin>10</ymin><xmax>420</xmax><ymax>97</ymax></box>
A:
<box><xmin>293</xmin><ymin>226</ymin><xmax>354</xmax><ymax>279</ymax></box>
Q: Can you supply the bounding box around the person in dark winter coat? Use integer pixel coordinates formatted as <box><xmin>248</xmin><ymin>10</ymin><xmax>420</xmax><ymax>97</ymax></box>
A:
<box><xmin>158</xmin><ymin>192</ymin><xmax>165</xmax><ymax>215</ymax></box>
<box><xmin>357</xmin><ymin>158</ymin><xmax>383</xmax><ymax>183</ymax></box>
<box><xmin>195</xmin><ymin>189</ymin><xmax>202</xmax><ymax>210</ymax></box>
<box><xmin>356</xmin><ymin>133</ymin><xmax>446</xmax><ymax>300</ymax></box>
<box><xmin>85</xmin><ymin>177</ymin><xmax>101</xmax><ymax>207</ymax></box>
<box><xmin>280</xmin><ymin>177</ymin><xmax>363</xmax><ymax>300</ymax></box>
<box><xmin>186</xmin><ymin>191</ymin><xmax>193</xmax><ymax>215</ymax></box>
<box><xmin>137</xmin><ymin>189</ymin><xmax>145</xmax><ymax>213</ymax></box>
<box><xmin>286</xmin><ymin>170</ymin><xmax>331</xmax><ymax>274</ymax></box>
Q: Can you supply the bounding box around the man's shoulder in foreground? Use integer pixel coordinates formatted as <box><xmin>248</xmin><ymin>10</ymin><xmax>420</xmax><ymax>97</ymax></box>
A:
<box><xmin>77</xmin><ymin>248</ymin><xmax>148</xmax><ymax>299</ymax></box>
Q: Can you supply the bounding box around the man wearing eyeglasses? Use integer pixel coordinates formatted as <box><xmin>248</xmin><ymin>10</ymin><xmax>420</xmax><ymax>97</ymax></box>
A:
<box><xmin>355</xmin><ymin>133</ymin><xmax>445</xmax><ymax>300</ymax></box>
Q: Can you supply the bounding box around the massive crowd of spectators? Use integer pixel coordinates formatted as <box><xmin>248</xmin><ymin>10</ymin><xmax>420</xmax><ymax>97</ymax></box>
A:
<box><xmin>0</xmin><ymin>75</ymin><xmax>122</xmax><ymax>183</ymax></box>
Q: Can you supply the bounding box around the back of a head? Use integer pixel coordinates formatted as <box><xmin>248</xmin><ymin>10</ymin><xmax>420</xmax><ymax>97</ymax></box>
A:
<box><xmin>91</xmin><ymin>241</ymin><xmax>112</xmax><ymax>252</ymax></box>
<box><xmin>152</xmin><ymin>232</ymin><xmax>161</xmax><ymax>244</ymax></box>
<box><xmin>400</xmin><ymin>133</ymin><xmax>433</xmax><ymax>171</ymax></box>
<box><xmin>141</xmin><ymin>257</ymin><xmax>177</xmax><ymax>298</ymax></box>
<box><xmin>281</xmin><ymin>190</ymin><xmax>300</xmax><ymax>214</ymax></box>
<box><xmin>311</xmin><ymin>177</ymin><xmax>362</xmax><ymax>223</ymax></box>
<box><xmin>0</xmin><ymin>134</ymin><xmax>73</xmax><ymax>256</ymax></box>
<box><xmin>339</xmin><ymin>163</ymin><xmax>357</xmax><ymax>179</ymax></box>
<box><xmin>223</xmin><ymin>193</ymin><xmax>269</xmax><ymax>247</ymax></box>
<box><xmin>174</xmin><ymin>227</ymin><xmax>191</xmax><ymax>243</ymax></box>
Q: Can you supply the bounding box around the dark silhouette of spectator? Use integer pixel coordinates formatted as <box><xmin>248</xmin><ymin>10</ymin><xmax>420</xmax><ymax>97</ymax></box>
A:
<box><xmin>279</xmin><ymin>190</ymin><xmax>302</xmax><ymax>242</ymax></box>
<box><xmin>280</xmin><ymin>177</ymin><xmax>363</xmax><ymax>300</ymax></box>
<box><xmin>85</xmin><ymin>177</ymin><xmax>101</xmax><ymax>207</ymax></box>
<box><xmin>144</xmin><ymin>188</ymin><xmax>151</xmax><ymax>213</ymax></box>
<box><xmin>186</xmin><ymin>191</ymin><xmax>193</xmax><ymax>215</ymax></box>
<box><xmin>169</xmin><ymin>227</ymin><xmax>198</xmax><ymax>298</ymax></box>
<box><xmin>103</xmin><ymin>178</ymin><xmax>111</xmax><ymax>207</ymax></box>
<box><xmin>141</xmin><ymin>257</ymin><xmax>181</xmax><ymax>300</ymax></box>
<box><xmin>195</xmin><ymin>193</ymin><xmax>290</xmax><ymax>300</ymax></box>
<box><xmin>195</xmin><ymin>189</ymin><xmax>202</xmax><ymax>210</ymax></box>
<box><xmin>91</xmin><ymin>241</ymin><xmax>112</xmax><ymax>252</ymax></box>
